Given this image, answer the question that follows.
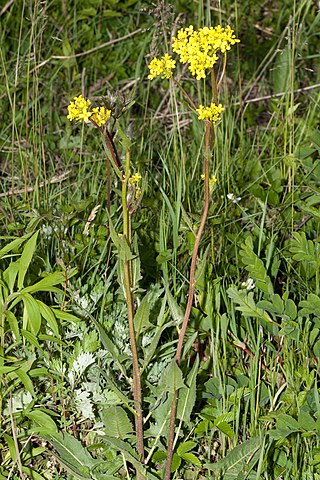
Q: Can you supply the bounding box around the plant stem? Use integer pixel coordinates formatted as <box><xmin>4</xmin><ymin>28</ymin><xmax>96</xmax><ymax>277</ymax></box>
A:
<box><xmin>164</xmin><ymin>120</ymin><xmax>212</xmax><ymax>479</ymax></box>
<box><xmin>121</xmin><ymin>148</ymin><xmax>145</xmax><ymax>476</ymax></box>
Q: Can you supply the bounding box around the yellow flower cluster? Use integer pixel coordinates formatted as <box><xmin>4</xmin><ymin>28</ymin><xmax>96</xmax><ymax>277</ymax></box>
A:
<box><xmin>128</xmin><ymin>172</ymin><xmax>142</xmax><ymax>199</ymax></box>
<box><xmin>201</xmin><ymin>173</ymin><xmax>218</xmax><ymax>190</ymax></box>
<box><xmin>147</xmin><ymin>54</ymin><xmax>176</xmax><ymax>80</ymax></box>
<box><xmin>67</xmin><ymin>95</ymin><xmax>111</xmax><ymax>126</ymax></box>
<box><xmin>172</xmin><ymin>25</ymin><xmax>239</xmax><ymax>80</ymax></box>
<box><xmin>196</xmin><ymin>103</ymin><xmax>224</xmax><ymax>122</ymax></box>
<box><xmin>91</xmin><ymin>106</ymin><xmax>111</xmax><ymax>127</ymax></box>
<box><xmin>67</xmin><ymin>95</ymin><xmax>92</xmax><ymax>122</ymax></box>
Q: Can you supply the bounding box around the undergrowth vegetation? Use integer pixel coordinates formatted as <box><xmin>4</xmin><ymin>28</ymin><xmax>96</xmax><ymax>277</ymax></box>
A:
<box><xmin>1</xmin><ymin>0</ymin><xmax>320</xmax><ymax>479</ymax></box>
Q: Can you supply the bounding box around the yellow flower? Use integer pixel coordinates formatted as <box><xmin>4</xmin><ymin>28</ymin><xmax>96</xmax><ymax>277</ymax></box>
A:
<box><xmin>201</xmin><ymin>173</ymin><xmax>217</xmax><ymax>190</ymax></box>
<box><xmin>148</xmin><ymin>54</ymin><xmax>176</xmax><ymax>80</ymax></box>
<box><xmin>129</xmin><ymin>172</ymin><xmax>142</xmax><ymax>184</ymax></box>
<box><xmin>91</xmin><ymin>106</ymin><xmax>111</xmax><ymax>127</ymax></box>
<box><xmin>172</xmin><ymin>25</ymin><xmax>239</xmax><ymax>80</ymax></box>
<box><xmin>196</xmin><ymin>103</ymin><xmax>224</xmax><ymax>122</ymax></box>
<box><xmin>67</xmin><ymin>95</ymin><xmax>92</xmax><ymax>122</ymax></box>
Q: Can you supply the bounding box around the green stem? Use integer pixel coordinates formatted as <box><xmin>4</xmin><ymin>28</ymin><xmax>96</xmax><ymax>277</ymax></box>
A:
<box><xmin>164</xmin><ymin>121</ymin><xmax>212</xmax><ymax>480</ymax></box>
<box><xmin>121</xmin><ymin>148</ymin><xmax>145</xmax><ymax>476</ymax></box>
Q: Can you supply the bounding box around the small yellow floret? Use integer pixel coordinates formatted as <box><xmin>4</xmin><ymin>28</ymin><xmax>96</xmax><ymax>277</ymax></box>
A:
<box><xmin>148</xmin><ymin>54</ymin><xmax>176</xmax><ymax>80</ymax></box>
<box><xmin>91</xmin><ymin>107</ymin><xmax>111</xmax><ymax>127</ymax></box>
<box><xmin>196</xmin><ymin>103</ymin><xmax>224</xmax><ymax>122</ymax></box>
<box><xmin>129</xmin><ymin>172</ymin><xmax>142</xmax><ymax>184</ymax></box>
<box><xmin>67</xmin><ymin>95</ymin><xmax>92</xmax><ymax>122</ymax></box>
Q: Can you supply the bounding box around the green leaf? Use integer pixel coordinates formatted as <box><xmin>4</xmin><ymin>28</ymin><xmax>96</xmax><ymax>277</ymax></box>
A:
<box><xmin>43</xmin><ymin>431</ymin><xmax>98</xmax><ymax>479</ymax></box>
<box><xmin>134</xmin><ymin>293</ymin><xmax>152</xmax><ymax>339</ymax></box>
<box><xmin>171</xmin><ymin>453</ymin><xmax>181</xmax><ymax>472</ymax></box>
<box><xmin>205</xmin><ymin>435</ymin><xmax>261</xmax><ymax>474</ymax></box>
<box><xmin>6</xmin><ymin>310</ymin><xmax>20</xmax><ymax>342</ymax></box>
<box><xmin>53</xmin><ymin>309</ymin><xmax>81</xmax><ymax>323</ymax></box>
<box><xmin>299</xmin><ymin>294</ymin><xmax>320</xmax><ymax>318</ymax></box>
<box><xmin>27</xmin><ymin>410</ymin><xmax>58</xmax><ymax>433</ymax></box>
<box><xmin>239</xmin><ymin>236</ymin><xmax>274</xmax><ymax>295</ymax></box>
<box><xmin>18</xmin><ymin>231</ymin><xmax>39</xmax><ymax>289</ymax></box>
<box><xmin>227</xmin><ymin>287</ymin><xmax>275</xmax><ymax>324</ymax></box>
<box><xmin>20</xmin><ymin>271</ymin><xmax>71</xmax><ymax>294</ymax></box>
<box><xmin>22</xmin><ymin>293</ymin><xmax>42</xmax><ymax>335</ymax></box>
<box><xmin>14</xmin><ymin>369</ymin><xmax>35</xmax><ymax>397</ymax></box>
<box><xmin>164</xmin><ymin>285</ymin><xmax>184</xmax><ymax>326</ymax></box>
<box><xmin>177</xmin><ymin>441</ymin><xmax>197</xmax><ymax>455</ymax></box>
<box><xmin>3</xmin><ymin>260</ymin><xmax>19</xmax><ymax>293</ymax></box>
<box><xmin>177</xmin><ymin>356</ymin><xmax>198</xmax><ymax>424</ymax></box>
<box><xmin>100</xmin><ymin>406</ymin><xmax>133</xmax><ymax>439</ymax></box>
<box><xmin>160</xmin><ymin>359</ymin><xmax>185</xmax><ymax>394</ymax></box>
<box><xmin>37</xmin><ymin>300</ymin><xmax>59</xmax><ymax>337</ymax></box>
<box><xmin>0</xmin><ymin>234</ymin><xmax>32</xmax><ymax>260</ymax></box>
<box><xmin>180</xmin><ymin>452</ymin><xmax>202</xmax><ymax>468</ymax></box>
<box><xmin>21</xmin><ymin>467</ymin><xmax>47</xmax><ymax>480</ymax></box>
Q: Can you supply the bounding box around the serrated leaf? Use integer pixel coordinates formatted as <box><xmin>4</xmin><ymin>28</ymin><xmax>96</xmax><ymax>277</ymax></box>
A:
<box><xmin>160</xmin><ymin>359</ymin><xmax>185</xmax><ymax>394</ymax></box>
<box><xmin>134</xmin><ymin>293</ymin><xmax>152</xmax><ymax>339</ymax></box>
<box><xmin>101</xmin><ymin>406</ymin><xmax>133</xmax><ymax>439</ymax></box>
<box><xmin>216</xmin><ymin>421</ymin><xmax>234</xmax><ymax>438</ymax></box>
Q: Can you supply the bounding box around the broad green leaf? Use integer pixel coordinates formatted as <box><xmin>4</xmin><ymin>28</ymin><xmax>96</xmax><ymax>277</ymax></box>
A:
<box><xmin>216</xmin><ymin>421</ymin><xmax>234</xmax><ymax>439</ymax></box>
<box><xmin>160</xmin><ymin>359</ymin><xmax>185</xmax><ymax>394</ymax></box>
<box><xmin>0</xmin><ymin>234</ymin><xmax>31</xmax><ymax>260</ymax></box>
<box><xmin>3</xmin><ymin>434</ymin><xmax>17</xmax><ymax>462</ymax></box>
<box><xmin>14</xmin><ymin>369</ymin><xmax>35</xmax><ymax>397</ymax></box>
<box><xmin>101</xmin><ymin>371</ymin><xmax>136</xmax><ymax>415</ymax></box>
<box><xmin>37</xmin><ymin>300</ymin><xmax>59</xmax><ymax>336</ymax></box>
<box><xmin>180</xmin><ymin>452</ymin><xmax>201</xmax><ymax>468</ymax></box>
<box><xmin>18</xmin><ymin>231</ymin><xmax>39</xmax><ymax>289</ymax></box>
<box><xmin>3</xmin><ymin>260</ymin><xmax>19</xmax><ymax>293</ymax></box>
<box><xmin>177</xmin><ymin>441</ymin><xmax>197</xmax><ymax>455</ymax></box>
<box><xmin>43</xmin><ymin>431</ymin><xmax>98</xmax><ymax>478</ymax></box>
<box><xmin>171</xmin><ymin>453</ymin><xmax>181</xmax><ymax>472</ymax></box>
<box><xmin>205</xmin><ymin>435</ymin><xmax>261</xmax><ymax>474</ymax></box>
<box><xmin>20</xmin><ymin>271</ymin><xmax>69</xmax><ymax>294</ymax></box>
<box><xmin>100</xmin><ymin>406</ymin><xmax>133</xmax><ymax>439</ymax></box>
<box><xmin>22</xmin><ymin>293</ymin><xmax>42</xmax><ymax>335</ymax></box>
<box><xmin>53</xmin><ymin>309</ymin><xmax>81</xmax><ymax>323</ymax></box>
<box><xmin>6</xmin><ymin>310</ymin><xmax>20</xmax><ymax>342</ymax></box>
<box><xmin>27</xmin><ymin>410</ymin><xmax>58</xmax><ymax>433</ymax></box>
<box><xmin>21</xmin><ymin>467</ymin><xmax>47</xmax><ymax>480</ymax></box>
<box><xmin>134</xmin><ymin>293</ymin><xmax>152</xmax><ymax>339</ymax></box>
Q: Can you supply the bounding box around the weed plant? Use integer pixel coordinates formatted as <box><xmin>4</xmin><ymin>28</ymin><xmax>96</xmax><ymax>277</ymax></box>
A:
<box><xmin>1</xmin><ymin>0</ymin><xmax>320</xmax><ymax>479</ymax></box>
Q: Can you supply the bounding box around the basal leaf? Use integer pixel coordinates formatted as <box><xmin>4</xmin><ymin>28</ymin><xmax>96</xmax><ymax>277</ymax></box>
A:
<box><xmin>101</xmin><ymin>406</ymin><xmax>133</xmax><ymax>439</ymax></box>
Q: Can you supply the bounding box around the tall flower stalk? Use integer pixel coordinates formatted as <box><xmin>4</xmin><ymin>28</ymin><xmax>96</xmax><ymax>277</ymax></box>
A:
<box><xmin>147</xmin><ymin>24</ymin><xmax>239</xmax><ymax>478</ymax></box>
<box><xmin>67</xmin><ymin>98</ymin><xmax>145</xmax><ymax>478</ymax></box>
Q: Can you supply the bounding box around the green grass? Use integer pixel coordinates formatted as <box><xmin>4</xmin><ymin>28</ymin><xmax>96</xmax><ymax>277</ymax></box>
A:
<box><xmin>1</xmin><ymin>0</ymin><xmax>320</xmax><ymax>478</ymax></box>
